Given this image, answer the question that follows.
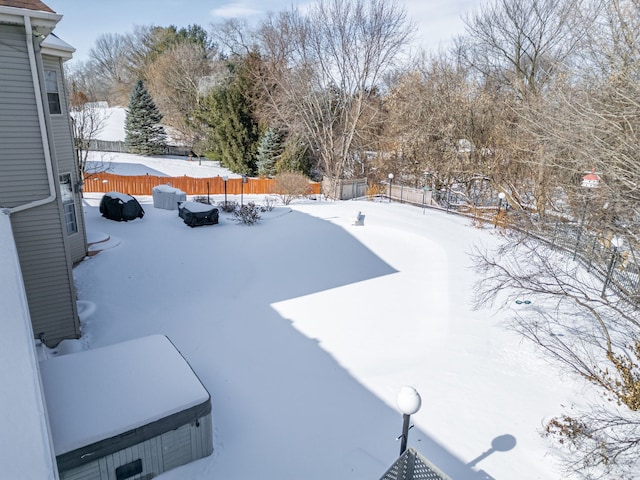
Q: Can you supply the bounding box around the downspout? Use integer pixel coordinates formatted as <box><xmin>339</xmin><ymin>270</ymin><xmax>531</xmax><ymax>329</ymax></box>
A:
<box><xmin>9</xmin><ymin>15</ymin><xmax>57</xmax><ymax>214</ymax></box>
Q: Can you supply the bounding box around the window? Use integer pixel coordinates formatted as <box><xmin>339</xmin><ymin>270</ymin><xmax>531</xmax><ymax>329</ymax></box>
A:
<box><xmin>59</xmin><ymin>174</ymin><xmax>77</xmax><ymax>234</ymax></box>
<box><xmin>44</xmin><ymin>70</ymin><xmax>61</xmax><ymax>114</ymax></box>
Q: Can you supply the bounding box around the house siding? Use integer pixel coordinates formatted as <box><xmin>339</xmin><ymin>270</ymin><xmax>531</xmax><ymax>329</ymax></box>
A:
<box><xmin>0</xmin><ymin>24</ymin><xmax>50</xmax><ymax>205</ymax></box>
<box><xmin>42</xmin><ymin>54</ymin><xmax>87</xmax><ymax>264</ymax></box>
<box><xmin>0</xmin><ymin>23</ymin><xmax>80</xmax><ymax>346</ymax></box>
<box><xmin>59</xmin><ymin>413</ymin><xmax>214</xmax><ymax>480</ymax></box>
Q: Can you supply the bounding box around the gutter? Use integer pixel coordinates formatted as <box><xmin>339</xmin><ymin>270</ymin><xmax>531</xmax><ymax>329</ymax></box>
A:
<box><xmin>9</xmin><ymin>15</ymin><xmax>57</xmax><ymax>214</ymax></box>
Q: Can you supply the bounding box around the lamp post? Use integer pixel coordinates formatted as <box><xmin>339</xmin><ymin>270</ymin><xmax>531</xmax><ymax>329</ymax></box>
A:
<box><xmin>388</xmin><ymin>173</ymin><xmax>394</xmax><ymax>203</ymax></box>
<box><xmin>601</xmin><ymin>236</ymin><xmax>623</xmax><ymax>298</ymax></box>
<box><xmin>440</xmin><ymin>187</ymin><xmax>451</xmax><ymax>213</ymax></box>
<box><xmin>396</xmin><ymin>386</ymin><xmax>421</xmax><ymax>456</ymax></box>
<box><xmin>241</xmin><ymin>174</ymin><xmax>248</xmax><ymax>206</ymax></box>
<box><xmin>422</xmin><ymin>171</ymin><xmax>432</xmax><ymax>214</ymax></box>
<box><xmin>498</xmin><ymin>192</ymin><xmax>506</xmax><ymax>212</ymax></box>
<box><xmin>495</xmin><ymin>192</ymin><xmax>506</xmax><ymax>228</ymax></box>
<box><xmin>222</xmin><ymin>176</ymin><xmax>228</xmax><ymax>209</ymax></box>
<box><xmin>574</xmin><ymin>169</ymin><xmax>601</xmax><ymax>259</ymax></box>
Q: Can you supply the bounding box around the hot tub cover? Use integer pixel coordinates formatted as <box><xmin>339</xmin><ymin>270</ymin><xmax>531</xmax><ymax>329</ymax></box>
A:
<box><xmin>39</xmin><ymin>335</ymin><xmax>210</xmax><ymax>456</ymax></box>
<box><xmin>99</xmin><ymin>192</ymin><xmax>144</xmax><ymax>221</ymax></box>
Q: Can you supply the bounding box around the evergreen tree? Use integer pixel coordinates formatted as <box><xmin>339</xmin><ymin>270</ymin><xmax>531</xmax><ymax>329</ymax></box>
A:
<box><xmin>125</xmin><ymin>80</ymin><xmax>166</xmax><ymax>155</ymax></box>
<box><xmin>256</xmin><ymin>128</ymin><xmax>283</xmax><ymax>177</ymax></box>
<box><xmin>196</xmin><ymin>54</ymin><xmax>261</xmax><ymax>175</ymax></box>
<box><xmin>276</xmin><ymin>135</ymin><xmax>312</xmax><ymax>177</ymax></box>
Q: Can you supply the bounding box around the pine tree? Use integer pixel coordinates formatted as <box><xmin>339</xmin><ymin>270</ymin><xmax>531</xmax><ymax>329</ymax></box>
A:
<box><xmin>196</xmin><ymin>54</ymin><xmax>261</xmax><ymax>175</ymax></box>
<box><xmin>256</xmin><ymin>128</ymin><xmax>283</xmax><ymax>177</ymax></box>
<box><xmin>125</xmin><ymin>80</ymin><xmax>167</xmax><ymax>155</ymax></box>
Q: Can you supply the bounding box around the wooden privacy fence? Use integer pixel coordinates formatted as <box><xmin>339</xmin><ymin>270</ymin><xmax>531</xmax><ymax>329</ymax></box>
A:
<box><xmin>83</xmin><ymin>173</ymin><xmax>321</xmax><ymax>197</ymax></box>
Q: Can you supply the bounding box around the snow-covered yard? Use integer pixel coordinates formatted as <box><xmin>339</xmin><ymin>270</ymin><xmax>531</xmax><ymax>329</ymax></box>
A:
<box><xmin>64</xmin><ymin>152</ymin><xmax>585</xmax><ymax>479</ymax></box>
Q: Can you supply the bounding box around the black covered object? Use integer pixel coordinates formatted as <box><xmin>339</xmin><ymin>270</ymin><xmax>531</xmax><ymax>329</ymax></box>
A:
<box><xmin>178</xmin><ymin>201</ymin><xmax>219</xmax><ymax>227</ymax></box>
<box><xmin>99</xmin><ymin>192</ymin><xmax>145</xmax><ymax>221</ymax></box>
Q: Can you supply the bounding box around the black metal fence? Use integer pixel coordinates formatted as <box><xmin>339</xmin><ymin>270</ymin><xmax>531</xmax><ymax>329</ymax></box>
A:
<box><xmin>390</xmin><ymin>184</ymin><xmax>640</xmax><ymax>302</ymax></box>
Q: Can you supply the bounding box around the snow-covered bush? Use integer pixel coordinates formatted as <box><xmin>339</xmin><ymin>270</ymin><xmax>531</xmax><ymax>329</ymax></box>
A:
<box><xmin>261</xmin><ymin>196</ymin><xmax>277</xmax><ymax>212</ymax></box>
<box><xmin>234</xmin><ymin>202</ymin><xmax>261</xmax><ymax>225</ymax></box>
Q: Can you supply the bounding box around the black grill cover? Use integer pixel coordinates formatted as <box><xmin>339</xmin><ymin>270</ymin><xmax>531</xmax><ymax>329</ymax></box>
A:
<box><xmin>178</xmin><ymin>201</ymin><xmax>219</xmax><ymax>227</ymax></box>
<box><xmin>99</xmin><ymin>192</ymin><xmax>145</xmax><ymax>221</ymax></box>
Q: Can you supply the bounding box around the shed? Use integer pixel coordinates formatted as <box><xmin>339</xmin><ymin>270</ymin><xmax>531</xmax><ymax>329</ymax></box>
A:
<box><xmin>152</xmin><ymin>184</ymin><xmax>187</xmax><ymax>210</ymax></box>
<box><xmin>40</xmin><ymin>335</ymin><xmax>213</xmax><ymax>480</ymax></box>
<box><xmin>99</xmin><ymin>192</ymin><xmax>145</xmax><ymax>221</ymax></box>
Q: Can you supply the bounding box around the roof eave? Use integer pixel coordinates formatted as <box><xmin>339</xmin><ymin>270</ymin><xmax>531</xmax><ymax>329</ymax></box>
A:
<box><xmin>0</xmin><ymin>5</ymin><xmax>61</xmax><ymax>37</ymax></box>
<box><xmin>41</xmin><ymin>34</ymin><xmax>75</xmax><ymax>61</ymax></box>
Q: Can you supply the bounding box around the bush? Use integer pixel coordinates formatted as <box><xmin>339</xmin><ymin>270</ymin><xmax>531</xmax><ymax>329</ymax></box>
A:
<box><xmin>193</xmin><ymin>195</ymin><xmax>212</xmax><ymax>205</ymax></box>
<box><xmin>273</xmin><ymin>172</ymin><xmax>312</xmax><ymax>205</ymax></box>
<box><xmin>234</xmin><ymin>202</ymin><xmax>261</xmax><ymax>225</ymax></box>
<box><xmin>261</xmin><ymin>196</ymin><xmax>277</xmax><ymax>212</ymax></box>
<box><xmin>218</xmin><ymin>200</ymin><xmax>237</xmax><ymax>213</ymax></box>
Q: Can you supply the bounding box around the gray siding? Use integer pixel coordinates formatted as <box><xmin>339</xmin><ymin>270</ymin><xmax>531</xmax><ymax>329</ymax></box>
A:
<box><xmin>60</xmin><ymin>414</ymin><xmax>214</xmax><ymax>480</ymax></box>
<box><xmin>11</xmin><ymin>204</ymin><xmax>79</xmax><ymax>345</ymax></box>
<box><xmin>42</xmin><ymin>54</ymin><xmax>88</xmax><ymax>264</ymax></box>
<box><xmin>0</xmin><ymin>23</ymin><xmax>80</xmax><ymax>346</ymax></box>
<box><xmin>0</xmin><ymin>24</ymin><xmax>50</xmax><ymax>205</ymax></box>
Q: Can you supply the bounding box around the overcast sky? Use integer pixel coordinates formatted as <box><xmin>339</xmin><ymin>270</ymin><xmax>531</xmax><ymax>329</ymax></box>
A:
<box><xmin>45</xmin><ymin>0</ymin><xmax>483</xmax><ymax>63</ymax></box>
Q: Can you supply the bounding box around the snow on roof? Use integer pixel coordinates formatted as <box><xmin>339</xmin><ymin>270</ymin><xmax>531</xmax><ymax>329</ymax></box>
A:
<box><xmin>41</xmin><ymin>33</ymin><xmax>75</xmax><ymax>60</ymax></box>
<box><xmin>40</xmin><ymin>334</ymin><xmax>210</xmax><ymax>456</ymax></box>
<box><xmin>0</xmin><ymin>210</ymin><xmax>58</xmax><ymax>479</ymax></box>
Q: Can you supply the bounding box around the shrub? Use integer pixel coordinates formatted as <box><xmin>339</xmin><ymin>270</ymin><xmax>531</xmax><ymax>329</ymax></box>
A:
<box><xmin>218</xmin><ymin>200</ymin><xmax>237</xmax><ymax>213</ymax></box>
<box><xmin>234</xmin><ymin>202</ymin><xmax>261</xmax><ymax>225</ymax></box>
<box><xmin>273</xmin><ymin>172</ymin><xmax>312</xmax><ymax>205</ymax></box>
<box><xmin>261</xmin><ymin>196</ymin><xmax>277</xmax><ymax>212</ymax></box>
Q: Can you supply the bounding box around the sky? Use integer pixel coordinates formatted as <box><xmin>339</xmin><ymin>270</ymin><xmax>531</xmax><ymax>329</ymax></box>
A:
<box><xmin>44</xmin><ymin>0</ymin><xmax>483</xmax><ymax>63</ymax></box>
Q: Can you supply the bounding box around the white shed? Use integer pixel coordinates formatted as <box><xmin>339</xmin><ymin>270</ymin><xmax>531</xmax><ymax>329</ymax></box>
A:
<box><xmin>40</xmin><ymin>335</ymin><xmax>213</xmax><ymax>480</ymax></box>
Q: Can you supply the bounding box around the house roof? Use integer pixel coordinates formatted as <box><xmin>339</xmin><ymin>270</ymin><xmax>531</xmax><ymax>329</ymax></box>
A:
<box><xmin>0</xmin><ymin>210</ymin><xmax>58</xmax><ymax>480</ymax></box>
<box><xmin>0</xmin><ymin>0</ymin><xmax>55</xmax><ymax>13</ymax></box>
<box><xmin>0</xmin><ymin>0</ymin><xmax>61</xmax><ymax>41</ymax></box>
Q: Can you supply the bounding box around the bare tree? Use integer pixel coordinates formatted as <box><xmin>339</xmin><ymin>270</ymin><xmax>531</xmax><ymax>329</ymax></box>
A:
<box><xmin>65</xmin><ymin>74</ymin><xmax>108</xmax><ymax>180</ymax></box>
<box><xmin>89</xmin><ymin>32</ymin><xmax>135</xmax><ymax>104</ymax></box>
<box><xmin>458</xmin><ymin>0</ymin><xmax>589</xmax><ymax>98</ymax></box>
<box><xmin>253</xmin><ymin>0</ymin><xmax>413</xmax><ymax>197</ymax></box>
<box><xmin>146</xmin><ymin>42</ymin><xmax>213</xmax><ymax>145</ymax></box>
<box><xmin>472</xmin><ymin>235</ymin><xmax>640</xmax><ymax>478</ymax></box>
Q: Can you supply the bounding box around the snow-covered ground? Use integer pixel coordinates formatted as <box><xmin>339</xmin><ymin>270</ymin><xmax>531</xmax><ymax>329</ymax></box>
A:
<box><xmin>65</xmin><ymin>150</ymin><xmax>586</xmax><ymax>479</ymax></box>
<box><xmin>54</xmin><ymin>109</ymin><xmax>585</xmax><ymax>478</ymax></box>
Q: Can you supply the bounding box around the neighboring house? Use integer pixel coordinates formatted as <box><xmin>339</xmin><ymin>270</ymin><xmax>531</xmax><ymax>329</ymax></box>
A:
<box><xmin>0</xmin><ymin>0</ymin><xmax>86</xmax><ymax>346</ymax></box>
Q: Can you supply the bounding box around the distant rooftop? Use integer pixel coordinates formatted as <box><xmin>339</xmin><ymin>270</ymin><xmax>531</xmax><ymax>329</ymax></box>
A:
<box><xmin>0</xmin><ymin>0</ymin><xmax>55</xmax><ymax>13</ymax></box>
